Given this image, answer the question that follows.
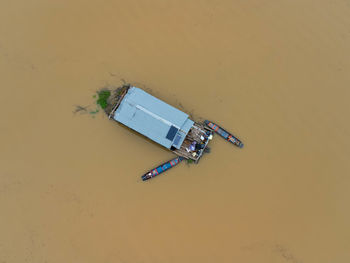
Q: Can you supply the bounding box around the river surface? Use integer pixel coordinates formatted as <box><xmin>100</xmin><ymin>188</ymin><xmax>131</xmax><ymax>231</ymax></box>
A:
<box><xmin>1</xmin><ymin>0</ymin><xmax>350</xmax><ymax>262</ymax></box>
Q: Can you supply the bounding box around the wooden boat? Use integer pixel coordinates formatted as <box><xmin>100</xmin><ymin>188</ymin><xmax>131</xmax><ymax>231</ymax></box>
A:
<box><xmin>141</xmin><ymin>156</ymin><xmax>184</xmax><ymax>181</ymax></box>
<box><xmin>204</xmin><ymin>120</ymin><xmax>244</xmax><ymax>148</ymax></box>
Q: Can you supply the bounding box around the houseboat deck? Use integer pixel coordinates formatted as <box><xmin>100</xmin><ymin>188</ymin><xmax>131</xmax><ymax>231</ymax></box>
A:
<box><xmin>173</xmin><ymin>123</ymin><xmax>212</xmax><ymax>162</ymax></box>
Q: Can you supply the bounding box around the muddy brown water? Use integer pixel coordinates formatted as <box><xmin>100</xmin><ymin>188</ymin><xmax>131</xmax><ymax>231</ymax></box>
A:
<box><xmin>1</xmin><ymin>0</ymin><xmax>349</xmax><ymax>262</ymax></box>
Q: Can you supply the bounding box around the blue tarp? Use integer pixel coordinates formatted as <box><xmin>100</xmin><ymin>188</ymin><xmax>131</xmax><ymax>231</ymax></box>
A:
<box><xmin>113</xmin><ymin>87</ymin><xmax>194</xmax><ymax>149</ymax></box>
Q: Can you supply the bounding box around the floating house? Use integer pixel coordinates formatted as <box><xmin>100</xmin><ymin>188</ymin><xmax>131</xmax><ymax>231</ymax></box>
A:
<box><xmin>106</xmin><ymin>86</ymin><xmax>212</xmax><ymax>162</ymax></box>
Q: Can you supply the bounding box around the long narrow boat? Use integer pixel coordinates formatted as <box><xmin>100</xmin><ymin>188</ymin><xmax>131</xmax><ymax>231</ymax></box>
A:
<box><xmin>141</xmin><ymin>156</ymin><xmax>184</xmax><ymax>181</ymax></box>
<box><xmin>204</xmin><ymin>120</ymin><xmax>244</xmax><ymax>148</ymax></box>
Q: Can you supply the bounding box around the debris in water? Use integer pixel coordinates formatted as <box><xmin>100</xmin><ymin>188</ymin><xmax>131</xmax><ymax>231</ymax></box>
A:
<box><xmin>96</xmin><ymin>90</ymin><xmax>111</xmax><ymax>109</ymax></box>
<box><xmin>73</xmin><ymin>105</ymin><xmax>89</xmax><ymax>114</ymax></box>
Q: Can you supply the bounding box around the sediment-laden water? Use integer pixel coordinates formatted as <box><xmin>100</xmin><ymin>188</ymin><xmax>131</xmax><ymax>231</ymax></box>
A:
<box><xmin>0</xmin><ymin>0</ymin><xmax>349</xmax><ymax>262</ymax></box>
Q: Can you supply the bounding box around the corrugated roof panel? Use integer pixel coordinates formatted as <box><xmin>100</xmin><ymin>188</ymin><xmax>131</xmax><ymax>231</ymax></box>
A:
<box><xmin>125</xmin><ymin>87</ymin><xmax>188</xmax><ymax>128</ymax></box>
<box><xmin>180</xmin><ymin>118</ymin><xmax>194</xmax><ymax>134</ymax></box>
<box><xmin>113</xmin><ymin>87</ymin><xmax>193</xmax><ymax>149</ymax></box>
<box><xmin>173</xmin><ymin>133</ymin><xmax>183</xmax><ymax>148</ymax></box>
<box><xmin>171</xmin><ymin>118</ymin><xmax>194</xmax><ymax>149</ymax></box>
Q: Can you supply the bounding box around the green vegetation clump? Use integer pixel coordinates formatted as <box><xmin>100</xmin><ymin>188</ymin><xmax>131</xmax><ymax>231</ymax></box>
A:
<box><xmin>96</xmin><ymin>90</ymin><xmax>111</xmax><ymax>109</ymax></box>
<box><xmin>187</xmin><ymin>159</ymin><xmax>194</xmax><ymax>164</ymax></box>
<box><xmin>89</xmin><ymin>109</ymin><xmax>99</xmax><ymax>114</ymax></box>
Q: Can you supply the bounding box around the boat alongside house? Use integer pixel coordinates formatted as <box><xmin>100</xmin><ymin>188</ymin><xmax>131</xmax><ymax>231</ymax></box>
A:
<box><xmin>204</xmin><ymin>120</ymin><xmax>244</xmax><ymax>148</ymax></box>
<box><xmin>102</xmin><ymin>84</ymin><xmax>244</xmax><ymax>180</ymax></box>
<box><xmin>141</xmin><ymin>156</ymin><xmax>184</xmax><ymax>181</ymax></box>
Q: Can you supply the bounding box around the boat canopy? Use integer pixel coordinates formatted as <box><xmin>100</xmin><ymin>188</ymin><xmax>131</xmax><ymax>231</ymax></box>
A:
<box><xmin>113</xmin><ymin>87</ymin><xmax>194</xmax><ymax>149</ymax></box>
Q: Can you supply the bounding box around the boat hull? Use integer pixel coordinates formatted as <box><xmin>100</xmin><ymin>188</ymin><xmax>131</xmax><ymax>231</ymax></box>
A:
<box><xmin>141</xmin><ymin>156</ymin><xmax>185</xmax><ymax>181</ymax></box>
<box><xmin>204</xmin><ymin>120</ymin><xmax>244</xmax><ymax>148</ymax></box>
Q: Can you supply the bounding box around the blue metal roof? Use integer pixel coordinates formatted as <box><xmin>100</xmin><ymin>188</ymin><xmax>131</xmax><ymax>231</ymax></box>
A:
<box><xmin>113</xmin><ymin>87</ymin><xmax>194</xmax><ymax>149</ymax></box>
